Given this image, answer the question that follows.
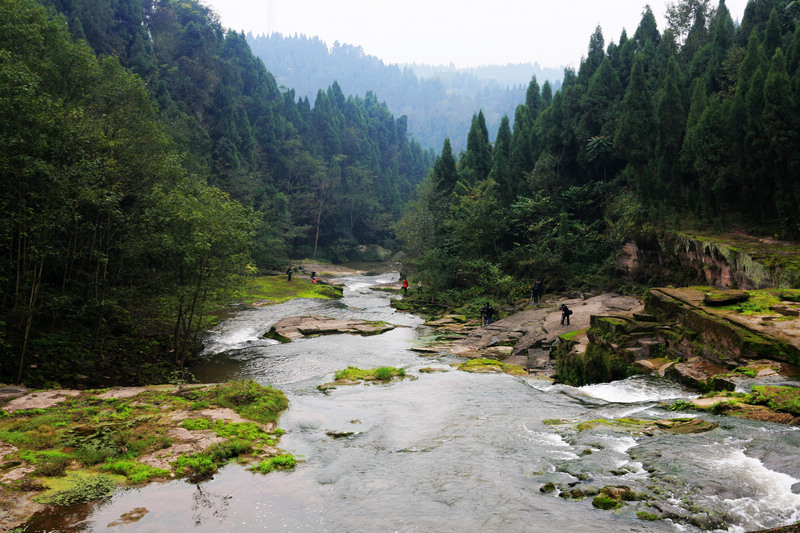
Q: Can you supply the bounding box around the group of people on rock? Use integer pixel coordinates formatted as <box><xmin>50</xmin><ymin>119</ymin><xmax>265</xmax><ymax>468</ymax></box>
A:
<box><xmin>286</xmin><ymin>264</ymin><xmax>317</xmax><ymax>283</ymax></box>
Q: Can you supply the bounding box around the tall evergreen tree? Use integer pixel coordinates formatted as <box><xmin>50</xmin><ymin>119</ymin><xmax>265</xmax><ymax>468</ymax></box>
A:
<box><xmin>614</xmin><ymin>54</ymin><xmax>655</xmax><ymax>195</ymax></box>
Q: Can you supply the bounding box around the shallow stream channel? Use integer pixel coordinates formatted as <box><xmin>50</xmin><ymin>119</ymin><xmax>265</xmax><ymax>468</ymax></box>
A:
<box><xmin>45</xmin><ymin>273</ymin><xmax>800</xmax><ymax>532</ymax></box>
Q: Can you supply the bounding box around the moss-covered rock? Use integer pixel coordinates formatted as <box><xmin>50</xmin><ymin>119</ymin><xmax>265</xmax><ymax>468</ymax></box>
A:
<box><xmin>592</xmin><ymin>492</ymin><xmax>621</xmax><ymax>510</ymax></box>
<box><xmin>455</xmin><ymin>358</ymin><xmax>527</xmax><ymax>376</ymax></box>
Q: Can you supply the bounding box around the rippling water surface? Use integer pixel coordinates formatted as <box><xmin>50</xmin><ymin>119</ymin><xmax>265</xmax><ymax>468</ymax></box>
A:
<box><xmin>30</xmin><ymin>272</ymin><xmax>800</xmax><ymax>532</ymax></box>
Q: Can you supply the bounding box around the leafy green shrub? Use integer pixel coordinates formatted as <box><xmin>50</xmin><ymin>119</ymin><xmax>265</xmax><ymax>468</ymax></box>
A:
<box><xmin>667</xmin><ymin>399</ymin><xmax>696</xmax><ymax>411</ymax></box>
<box><xmin>73</xmin><ymin>444</ymin><xmax>118</xmax><ymax>466</ymax></box>
<box><xmin>30</xmin><ymin>451</ymin><xmax>72</xmax><ymax>477</ymax></box>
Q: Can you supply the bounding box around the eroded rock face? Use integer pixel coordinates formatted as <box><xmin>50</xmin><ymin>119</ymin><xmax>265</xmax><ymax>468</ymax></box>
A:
<box><xmin>265</xmin><ymin>316</ymin><xmax>394</xmax><ymax>342</ymax></box>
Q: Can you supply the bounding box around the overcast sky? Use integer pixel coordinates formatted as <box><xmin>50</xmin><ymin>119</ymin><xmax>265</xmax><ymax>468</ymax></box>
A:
<box><xmin>202</xmin><ymin>0</ymin><xmax>749</xmax><ymax>69</ymax></box>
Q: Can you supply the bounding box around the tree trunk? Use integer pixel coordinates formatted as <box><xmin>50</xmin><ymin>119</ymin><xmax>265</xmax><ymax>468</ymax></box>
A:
<box><xmin>17</xmin><ymin>261</ymin><xmax>43</xmax><ymax>385</ymax></box>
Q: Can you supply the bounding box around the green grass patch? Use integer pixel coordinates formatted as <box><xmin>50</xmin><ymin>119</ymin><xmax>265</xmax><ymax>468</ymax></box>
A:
<box><xmin>192</xmin><ymin>381</ymin><xmax>289</xmax><ymax>425</ymax></box>
<box><xmin>333</xmin><ymin>366</ymin><xmax>406</xmax><ymax>382</ymax></box>
<box><xmin>251</xmin><ymin>454</ymin><xmax>296</xmax><ymax>474</ymax></box>
<box><xmin>236</xmin><ymin>275</ymin><xmax>342</xmax><ymax>305</ymax></box>
<box><xmin>559</xmin><ymin>328</ymin><xmax>587</xmax><ymax>342</ymax></box>
<box><xmin>102</xmin><ymin>459</ymin><xmax>170</xmax><ymax>484</ymax></box>
<box><xmin>179</xmin><ymin>418</ymin><xmax>272</xmax><ymax>442</ymax></box>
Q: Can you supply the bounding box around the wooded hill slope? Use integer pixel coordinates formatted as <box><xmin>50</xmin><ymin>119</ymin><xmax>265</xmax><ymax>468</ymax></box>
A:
<box><xmin>0</xmin><ymin>0</ymin><xmax>432</xmax><ymax>386</ymax></box>
<box><xmin>399</xmin><ymin>0</ymin><xmax>800</xmax><ymax>304</ymax></box>
<box><xmin>247</xmin><ymin>33</ymin><xmax>564</xmax><ymax>152</ymax></box>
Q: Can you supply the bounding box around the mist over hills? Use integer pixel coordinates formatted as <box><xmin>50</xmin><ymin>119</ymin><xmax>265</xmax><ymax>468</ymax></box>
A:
<box><xmin>247</xmin><ymin>33</ymin><xmax>564</xmax><ymax>151</ymax></box>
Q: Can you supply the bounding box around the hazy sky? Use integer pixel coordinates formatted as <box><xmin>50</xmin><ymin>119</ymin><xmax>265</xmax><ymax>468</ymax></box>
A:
<box><xmin>202</xmin><ymin>0</ymin><xmax>749</xmax><ymax>69</ymax></box>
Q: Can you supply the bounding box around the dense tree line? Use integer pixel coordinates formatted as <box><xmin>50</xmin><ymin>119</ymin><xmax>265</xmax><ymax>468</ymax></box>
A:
<box><xmin>247</xmin><ymin>33</ymin><xmax>563</xmax><ymax>152</ymax></box>
<box><xmin>0</xmin><ymin>0</ymin><xmax>432</xmax><ymax>386</ymax></box>
<box><xmin>399</xmin><ymin>0</ymin><xmax>800</xmax><ymax>304</ymax></box>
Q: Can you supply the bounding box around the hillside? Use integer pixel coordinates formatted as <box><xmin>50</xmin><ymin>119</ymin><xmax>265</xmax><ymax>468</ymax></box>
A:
<box><xmin>247</xmin><ymin>33</ymin><xmax>564</xmax><ymax>151</ymax></box>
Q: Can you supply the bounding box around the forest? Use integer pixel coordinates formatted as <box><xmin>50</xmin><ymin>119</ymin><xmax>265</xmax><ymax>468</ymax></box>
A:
<box><xmin>247</xmin><ymin>32</ymin><xmax>563</xmax><ymax>151</ymax></box>
<box><xmin>0</xmin><ymin>0</ymin><xmax>432</xmax><ymax>386</ymax></box>
<box><xmin>398</xmin><ymin>0</ymin><xmax>800</xmax><ymax>306</ymax></box>
<box><xmin>3</xmin><ymin>0</ymin><xmax>800</xmax><ymax>388</ymax></box>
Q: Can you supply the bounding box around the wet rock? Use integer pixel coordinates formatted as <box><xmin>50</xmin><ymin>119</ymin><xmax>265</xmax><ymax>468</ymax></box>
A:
<box><xmin>702</xmin><ymin>289</ymin><xmax>749</xmax><ymax>306</ymax></box>
<box><xmin>689</xmin><ymin>512</ymin><xmax>727</xmax><ymax>531</ymax></box>
<box><xmin>539</xmin><ymin>482</ymin><xmax>556</xmax><ymax>493</ymax></box>
<box><xmin>650</xmin><ymin>501</ymin><xmax>690</xmax><ymax>520</ymax></box>
<box><xmin>266</xmin><ymin>316</ymin><xmax>394</xmax><ymax>342</ymax></box>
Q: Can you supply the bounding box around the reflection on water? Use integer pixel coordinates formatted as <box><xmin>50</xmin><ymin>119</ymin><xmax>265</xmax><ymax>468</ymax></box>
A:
<box><xmin>28</xmin><ymin>272</ymin><xmax>800</xmax><ymax>532</ymax></box>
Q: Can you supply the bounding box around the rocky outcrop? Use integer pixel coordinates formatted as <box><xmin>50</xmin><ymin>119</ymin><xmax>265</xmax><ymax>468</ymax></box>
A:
<box><xmin>265</xmin><ymin>316</ymin><xmax>394</xmax><ymax>342</ymax></box>
<box><xmin>436</xmin><ymin>294</ymin><xmax>642</xmax><ymax>374</ymax></box>
<box><xmin>619</xmin><ymin>231</ymin><xmax>800</xmax><ymax>290</ymax></box>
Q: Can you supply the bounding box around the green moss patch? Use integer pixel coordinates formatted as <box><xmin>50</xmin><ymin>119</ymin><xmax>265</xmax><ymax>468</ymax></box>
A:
<box><xmin>748</xmin><ymin>385</ymin><xmax>800</xmax><ymax>416</ymax></box>
<box><xmin>572</xmin><ymin>417</ymin><xmax>717</xmax><ymax>435</ymax></box>
<box><xmin>0</xmin><ymin>380</ymin><xmax>291</xmax><ymax>503</ymax></box>
<box><xmin>456</xmin><ymin>358</ymin><xmax>527</xmax><ymax>376</ymax></box>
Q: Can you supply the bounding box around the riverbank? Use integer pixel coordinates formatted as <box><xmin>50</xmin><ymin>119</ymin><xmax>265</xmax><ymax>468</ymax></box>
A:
<box><xmin>409</xmin><ymin>288</ymin><xmax>800</xmax><ymax>426</ymax></box>
<box><xmin>0</xmin><ymin>381</ymin><xmax>290</xmax><ymax>530</ymax></box>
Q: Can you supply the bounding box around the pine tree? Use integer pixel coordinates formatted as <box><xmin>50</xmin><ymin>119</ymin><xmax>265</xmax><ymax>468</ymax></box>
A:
<box><xmin>762</xmin><ymin>48</ymin><xmax>798</xmax><ymax>224</ymax></box>
<box><xmin>614</xmin><ymin>54</ymin><xmax>655</xmax><ymax>196</ymax></box>
<box><xmin>490</xmin><ymin>116</ymin><xmax>514</xmax><ymax>202</ymax></box>
<box><xmin>656</xmin><ymin>57</ymin><xmax>686</xmax><ymax>202</ymax></box>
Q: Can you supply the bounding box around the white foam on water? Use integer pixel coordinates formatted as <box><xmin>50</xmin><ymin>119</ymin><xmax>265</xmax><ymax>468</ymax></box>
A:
<box><xmin>579</xmin><ymin>375</ymin><xmax>695</xmax><ymax>403</ymax></box>
<box><xmin>703</xmin><ymin>446</ymin><xmax>800</xmax><ymax>530</ymax></box>
<box><xmin>595</xmin><ymin>433</ymin><xmax>638</xmax><ymax>454</ymax></box>
<box><xmin>523</xmin><ymin>424</ymin><xmax>572</xmax><ymax>448</ymax></box>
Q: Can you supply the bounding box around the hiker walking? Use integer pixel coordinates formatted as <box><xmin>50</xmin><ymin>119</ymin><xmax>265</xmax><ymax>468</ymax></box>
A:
<box><xmin>286</xmin><ymin>268</ymin><xmax>292</xmax><ymax>282</ymax></box>
<box><xmin>402</xmin><ymin>278</ymin><xmax>409</xmax><ymax>295</ymax></box>
<box><xmin>417</xmin><ymin>280</ymin><xmax>423</xmax><ymax>294</ymax></box>
<box><xmin>560</xmin><ymin>303</ymin><xmax>572</xmax><ymax>325</ymax></box>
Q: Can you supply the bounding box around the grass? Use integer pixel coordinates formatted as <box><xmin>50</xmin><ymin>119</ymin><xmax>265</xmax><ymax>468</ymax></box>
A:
<box><xmin>236</xmin><ymin>275</ymin><xmax>342</xmax><ymax>305</ymax></box>
<box><xmin>251</xmin><ymin>454</ymin><xmax>296</xmax><ymax>474</ymax></box>
<box><xmin>0</xmin><ymin>380</ymin><xmax>291</xmax><ymax>496</ymax></box>
<box><xmin>333</xmin><ymin>366</ymin><xmax>406</xmax><ymax>382</ymax></box>
<box><xmin>559</xmin><ymin>328</ymin><xmax>587</xmax><ymax>342</ymax></box>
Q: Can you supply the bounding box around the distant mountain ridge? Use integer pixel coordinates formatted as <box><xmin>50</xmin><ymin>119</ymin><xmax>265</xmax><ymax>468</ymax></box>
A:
<box><xmin>247</xmin><ymin>33</ymin><xmax>563</xmax><ymax>151</ymax></box>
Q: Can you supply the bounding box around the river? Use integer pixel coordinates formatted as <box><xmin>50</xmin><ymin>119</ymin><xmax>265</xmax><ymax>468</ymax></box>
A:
<box><xmin>29</xmin><ymin>272</ymin><xmax>800</xmax><ymax>532</ymax></box>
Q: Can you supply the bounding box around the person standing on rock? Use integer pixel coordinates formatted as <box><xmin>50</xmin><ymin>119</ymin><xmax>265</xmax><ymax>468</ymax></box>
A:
<box><xmin>402</xmin><ymin>278</ymin><xmax>409</xmax><ymax>295</ymax></box>
<box><xmin>560</xmin><ymin>303</ymin><xmax>572</xmax><ymax>325</ymax></box>
<box><xmin>483</xmin><ymin>303</ymin><xmax>494</xmax><ymax>325</ymax></box>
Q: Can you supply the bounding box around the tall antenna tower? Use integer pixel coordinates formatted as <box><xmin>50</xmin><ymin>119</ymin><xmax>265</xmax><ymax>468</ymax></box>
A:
<box><xmin>266</xmin><ymin>0</ymin><xmax>277</xmax><ymax>35</ymax></box>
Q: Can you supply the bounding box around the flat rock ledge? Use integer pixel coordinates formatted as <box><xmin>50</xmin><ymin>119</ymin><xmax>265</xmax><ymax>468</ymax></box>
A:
<box><xmin>266</xmin><ymin>315</ymin><xmax>394</xmax><ymax>342</ymax></box>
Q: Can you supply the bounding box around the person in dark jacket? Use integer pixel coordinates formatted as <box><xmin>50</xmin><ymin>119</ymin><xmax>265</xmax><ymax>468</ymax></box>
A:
<box><xmin>286</xmin><ymin>268</ymin><xmax>292</xmax><ymax>282</ymax></box>
<box><xmin>482</xmin><ymin>303</ymin><xmax>494</xmax><ymax>325</ymax></box>
<box><xmin>560</xmin><ymin>303</ymin><xmax>572</xmax><ymax>325</ymax></box>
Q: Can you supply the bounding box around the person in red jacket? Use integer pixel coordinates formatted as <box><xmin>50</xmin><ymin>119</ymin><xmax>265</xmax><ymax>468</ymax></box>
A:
<box><xmin>402</xmin><ymin>278</ymin><xmax>409</xmax><ymax>295</ymax></box>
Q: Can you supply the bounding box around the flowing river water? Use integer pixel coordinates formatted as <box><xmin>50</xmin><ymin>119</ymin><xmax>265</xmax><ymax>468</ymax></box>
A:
<box><xmin>31</xmin><ymin>272</ymin><xmax>800</xmax><ymax>532</ymax></box>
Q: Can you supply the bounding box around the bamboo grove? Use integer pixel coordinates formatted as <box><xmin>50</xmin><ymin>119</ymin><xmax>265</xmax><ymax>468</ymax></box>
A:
<box><xmin>398</xmin><ymin>0</ymin><xmax>800</xmax><ymax>303</ymax></box>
